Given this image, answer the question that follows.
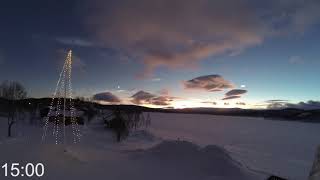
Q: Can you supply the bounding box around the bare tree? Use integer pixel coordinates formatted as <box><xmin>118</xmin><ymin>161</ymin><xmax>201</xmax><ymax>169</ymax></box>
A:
<box><xmin>104</xmin><ymin>109</ymin><xmax>151</xmax><ymax>142</ymax></box>
<box><xmin>0</xmin><ymin>81</ymin><xmax>27</xmax><ymax>137</ymax></box>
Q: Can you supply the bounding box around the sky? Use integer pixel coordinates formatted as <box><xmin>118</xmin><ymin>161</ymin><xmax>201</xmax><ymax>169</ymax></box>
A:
<box><xmin>0</xmin><ymin>0</ymin><xmax>320</xmax><ymax>109</ymax></box>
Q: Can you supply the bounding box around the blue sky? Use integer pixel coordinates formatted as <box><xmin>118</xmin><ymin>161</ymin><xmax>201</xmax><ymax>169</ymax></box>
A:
<box><xmin>0</xmin><ymin>0</ymin><xmax>319</xmax><ymax>109</ymax></box>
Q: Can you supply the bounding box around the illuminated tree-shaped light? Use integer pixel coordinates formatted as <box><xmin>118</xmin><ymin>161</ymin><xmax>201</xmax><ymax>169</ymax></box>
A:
<box><xmin>42</xmin><ymin>50</ymin><xmax>81</xmax><ymax>144</ymax></box>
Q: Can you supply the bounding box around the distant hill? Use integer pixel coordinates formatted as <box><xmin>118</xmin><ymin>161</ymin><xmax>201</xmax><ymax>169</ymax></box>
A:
<box><xmin>0</xmin><ymin>98</ymin><xmax>319</xmax><ymax>123</ymax></box>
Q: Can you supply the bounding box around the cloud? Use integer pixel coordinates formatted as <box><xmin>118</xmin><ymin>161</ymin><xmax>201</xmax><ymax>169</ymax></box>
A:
<box><xmin>93</xmin><ymin>92</ymin><xmax>121</xmax><ymax>103</ymax></box>
<box><xmin>131</xmin><ymin>91</ymin><xmax>156</xmax><ymax>104</ymax></box>
<box><xmin>56</xmin><ymin>37</ymin><xmax>95</xmax><ymax>47</ymax></box>
<box><xmin>222</xmin><ymin>96</ymin><xmax>241</xmax><ymax>100</ymax></box>
<box><xmin>183</xmin><ymin>75</ymin><xmax>234</xmax><ymax>91</ymax></box>
<box><xmin>222</xmin><ymin>89</ymin><xmax>247</xmax><ymax>100</ymax></box>
<box><xmin>131</xmin><ymin>90</ymin><xmax>175</xmax><ymax>106</ymax></box>
<box><xmin>201</xmin><ymin>101</ymin><xmax>217</xmax><ymax>105</ymax></box>
<box><xmin>292</xmin><ymin>101</ymin><xmax>320</xmax><ymax>110</ymax></box>
<box><xmin>85</xmin><ymin>0</ymin><xmax>265</xmax><ymax>77</ymax></box>
<box><xmin>225</xmin><ymin>89</ymin><xmax>247</xmax><ymax>96</ymax></box>
<box><xmin>151</xmin><ymin>78</ymin><xmax>161</xmax><ymax>82</ymax></box>
<box><xmin>236</xmin><ymin>102</ymin><xmax>246</xmax><ymax>106</ymax></box>
<box><xmin>82</xmin><ymin>0</ymin><xmax>320</xmax><ymax>77</ymax></box>
<box><xmin>267</xmin><ymin>102</ymin><xmax>287</xmax><ymax>109</ymax></box>
<box><xmin>267</xmin><ymin>100</ymin><xmax>320</xmax><ymax>110</ymax></box>
<box><xmin>149</xmin><ymin>96</ymin><xmax>173</xmax><ymax>106</ymax></box>
<box><xmin>264</xmin><ymin>100</ymin><xmax>289</xmax><ymax>109</ymax></box>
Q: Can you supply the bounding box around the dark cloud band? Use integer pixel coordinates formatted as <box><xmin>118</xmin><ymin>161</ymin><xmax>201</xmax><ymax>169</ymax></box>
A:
<box><xmin>184</xmin><ymin>75</ymin><xmax>234</xmax><ymax>91</ymax></box>
<box><xmin>93</xmin><ymin>92</ymin><xmax>121</xmax><ymax>103</ymax></box>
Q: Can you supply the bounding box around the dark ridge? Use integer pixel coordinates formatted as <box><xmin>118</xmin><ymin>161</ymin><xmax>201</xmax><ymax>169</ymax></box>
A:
<box><xmin>0</xmin><ymin>98</ymin><xmax>319</xmax><ymax>123</ymax></box>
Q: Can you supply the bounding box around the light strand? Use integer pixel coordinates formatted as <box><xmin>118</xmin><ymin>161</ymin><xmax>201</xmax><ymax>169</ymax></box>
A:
<box><xmin>42</xmin><ymin>57</ymin><xmax>68</xmax><ymax>141</ymax></box>
<box><xmin>42</xmin><ymin>50</ymin><xmax>81</xmax><ymax>144</ymax></box>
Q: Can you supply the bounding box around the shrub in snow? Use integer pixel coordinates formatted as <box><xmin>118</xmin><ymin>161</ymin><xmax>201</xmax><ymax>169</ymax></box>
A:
<box><xmin>106</xmin><ymin>110</ymin><xmax>129</xmax><ymax>142</ymax></box>
<box><xmin>104</xmin><ymin>109</ymin><xmax>151</xmax><ymax>142</ymax></box>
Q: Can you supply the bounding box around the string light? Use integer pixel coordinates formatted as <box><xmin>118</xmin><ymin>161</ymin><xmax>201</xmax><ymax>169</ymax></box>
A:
<box><xmin>67</xmin><ymin>51</ymin><xmax>79</xmax><ymax>143</ymax></box>
<box><xmin>42</xmin><ymin>50</ymin><xmax>81</xmax><ymax>144</ymax></box>
<box><xmin>42</xmin><ymin>57</ymin><xmax>68</xmax><ymax>141</ymax></box>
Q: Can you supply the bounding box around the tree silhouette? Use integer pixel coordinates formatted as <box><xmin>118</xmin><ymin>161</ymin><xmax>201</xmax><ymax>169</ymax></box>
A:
<box><xmin>104</xmin><ymin>109</ymin><xmax>151</xmax><ymax>142</ymax></box>
<box><xmin>0</xmin><ymin>81</ymin><xmax>27</xmax><ymax>137</ymax></box>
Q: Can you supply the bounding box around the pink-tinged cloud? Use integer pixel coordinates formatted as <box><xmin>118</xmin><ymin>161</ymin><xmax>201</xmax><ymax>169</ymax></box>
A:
<box><xmin>93</xmin><ymin>92</ymin><xmax>121</xmax><ymax>103</ymax></box>
<box><xmin>85</xmin><ymin>0</ymin><xmax>264</xmax><ymax>77</ymax></box>
<box><xmin>131</xmin><ymin>90</ymin><xmax>176</xmax><ymax>106</ymax></box>
<box><xmin>84</xmin><ymin>0</ymin><xmax>320</xmax><ymax>77</ymax></box>
<box><xmin>184</xmin><ymin>75</ymin><xmax>234</xmax><ymax>91</ymax></box>
<box><xmin>131</xmin><ymin>91</ymin><xmax>156</xmax><ymax>104</ymax></box>
<box><xmin>149</xmin><ymin>96</ymin><xmax>173</xmax><ymax>106</ymax></box>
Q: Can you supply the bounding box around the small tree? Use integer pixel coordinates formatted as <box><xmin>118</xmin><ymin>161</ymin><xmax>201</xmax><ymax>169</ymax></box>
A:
<box><xmin>104</xmin><ymin>109</ymin><xmax>151</xmax><ymax>142</ymax></box>
<box><xmin>0</xmin><ymin>81</ymin><xmax>27</xmax><ymax>137</ymax></box>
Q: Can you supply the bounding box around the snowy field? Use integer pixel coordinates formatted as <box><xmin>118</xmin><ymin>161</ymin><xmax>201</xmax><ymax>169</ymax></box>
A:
<box><xmin>149</xmin><ymin>113</ymin><xmax>320</xmax><ymax>180</ymax></box>
<box><xmin>0</xmin><ymin>112</ymin><xmax>319</xmax><ymax>180</ymax></box>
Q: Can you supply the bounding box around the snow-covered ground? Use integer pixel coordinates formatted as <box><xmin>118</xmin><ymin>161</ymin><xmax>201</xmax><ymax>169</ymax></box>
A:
<box><xmin>0</xmin><ymin>112</ymin><xmax>319</xmax><ymax>180</ymax></box>
<box><xmin>148</xmin><ymin>113</ymin><xmax>320</xmax><ymax>180</ymax></box>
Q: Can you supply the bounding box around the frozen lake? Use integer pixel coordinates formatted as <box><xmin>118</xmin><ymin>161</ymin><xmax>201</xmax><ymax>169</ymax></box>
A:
<box><xmin>148</xmin><ymin>112</ymin><xmax>320</xmax><ymax>180</ymax></box>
